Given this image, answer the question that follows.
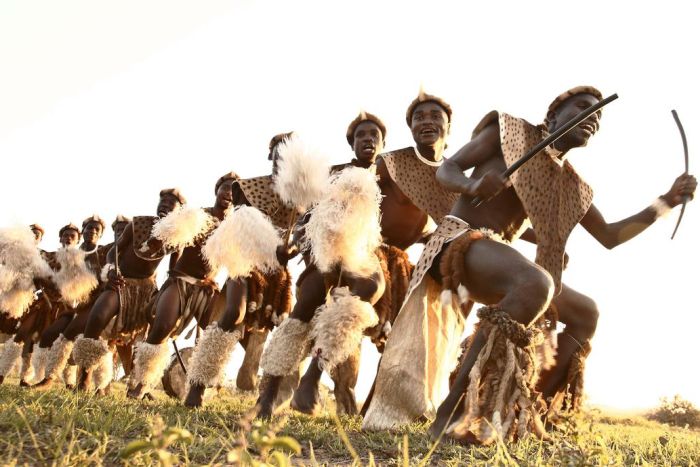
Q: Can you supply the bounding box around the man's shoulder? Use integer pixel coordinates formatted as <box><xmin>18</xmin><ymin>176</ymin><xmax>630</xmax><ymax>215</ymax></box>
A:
<box><xmin>331</xmin><ymin>162</ymin><xmax>352</xmax><ymax>173</ymax></box>
<box><xmin>379</xmin><ymin>147</ymin><xmax>414</xmax><ymax>160</ymax></box>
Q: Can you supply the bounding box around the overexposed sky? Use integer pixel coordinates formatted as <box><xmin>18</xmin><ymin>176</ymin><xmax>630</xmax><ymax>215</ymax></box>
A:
<box><xmin>1</xmin><ymin>0</ymin><xmax>698</xmax><ymax>410</ymax></box>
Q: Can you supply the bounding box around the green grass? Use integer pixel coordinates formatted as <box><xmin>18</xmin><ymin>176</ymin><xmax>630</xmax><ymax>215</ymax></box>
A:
<box><xmin>1</xmin><ymin>379</ymin><xmax>699</xmax><ymax>466</ymax></box>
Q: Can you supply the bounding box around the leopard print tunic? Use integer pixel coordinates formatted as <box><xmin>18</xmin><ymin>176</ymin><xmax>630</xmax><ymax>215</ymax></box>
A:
<box><xmin>380</xmin><ymin>147</ymin><xmax>459</xmax><ymax>222</ymax></box>
<box><xmin>236</xmin><ymin>175</ymin><xmax>297</xmax><ymax>231</ymax></box>
<box><xmin>473</xmin><ymin>111</ymin><xmax>594</xmax><ymax>290</ymax></box>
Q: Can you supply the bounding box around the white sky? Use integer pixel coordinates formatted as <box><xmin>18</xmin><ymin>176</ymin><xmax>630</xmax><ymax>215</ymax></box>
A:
<box><xmin>1</xmin><ymin>0</ymin><xmax>698</xmax><ymax>411</ymax></box>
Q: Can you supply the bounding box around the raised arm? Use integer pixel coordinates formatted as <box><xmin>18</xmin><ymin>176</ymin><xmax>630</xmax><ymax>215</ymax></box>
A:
<box><xmin>580</xmin><ymin>174</ymin><xmax>696</xmax><ymax>249</ymax></box>
<box><xmin>436</xmin><ymin>122</ymin><xmax>508</xmax><ymax>200</ymax></box>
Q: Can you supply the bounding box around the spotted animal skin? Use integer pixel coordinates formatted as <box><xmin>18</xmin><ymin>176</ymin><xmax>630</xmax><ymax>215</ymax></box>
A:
<box><xmin>473</xmin><ymin>111</ymin><xmax>594</xmax><ymax>291</ymax></box>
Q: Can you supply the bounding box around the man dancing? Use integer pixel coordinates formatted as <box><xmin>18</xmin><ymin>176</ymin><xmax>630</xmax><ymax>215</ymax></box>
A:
<box><xmin>260</xmin><ymin>90</ymin><xmax>459</xmax><ymax>419</ymax></box>
<box><xmin>183</xmin><ymin>136</ymin><xmax>303</xmax><ymax>408</ymax></box>
<box><xmin>72</xmin><ymin>191</ymin><xmax>184</xmax><ymax>392</ymax></box>
<box><xmin>421</xmin><ymin>86</ymin><xmax>695</xmax><ymax>443</ymax></box>
<box><xmin>33</xmin><ymin>216</ymin><xmax>108</xmax><ymax>390</ymax></box>
<box><xmin>290</xmin><ymin>111</ymin><xmax>414</xmax><ymax>416</ymax></box>
<box><xmin>127</xmin><ymin>177</ymin><xmax>232</xmax><ymax>399</ymax></box>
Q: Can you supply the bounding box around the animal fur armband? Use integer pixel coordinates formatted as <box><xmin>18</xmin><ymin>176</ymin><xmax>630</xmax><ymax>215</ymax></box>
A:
<box><xmin>650</xmin><ymin>197</ymin><xmax>672</xmax><ymax>219</ymax></box>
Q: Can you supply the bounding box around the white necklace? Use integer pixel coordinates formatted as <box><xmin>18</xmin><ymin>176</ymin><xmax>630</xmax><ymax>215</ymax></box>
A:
<box><xmin>413</xmin><ymin>147</ymin><xmax>443</xmax><ymax>167</ymax></box>
<box><xmin>82</xmin><ymin>244</ymin><xmax>99</xmax><ymax>255</ymax></box>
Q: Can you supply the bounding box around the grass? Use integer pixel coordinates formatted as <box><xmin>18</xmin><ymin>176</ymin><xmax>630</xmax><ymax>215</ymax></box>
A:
<box><xmin>1</xmin><ymin>379</ymin><xmax>699</xmax><ymax>466</ymax></box>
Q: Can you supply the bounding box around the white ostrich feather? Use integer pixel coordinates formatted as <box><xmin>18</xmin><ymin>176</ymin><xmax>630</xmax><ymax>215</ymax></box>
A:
<box><xmin>273</xmin><ymin>134</ymin><xmax>330</xmax><ymax>213</ymax></box>
<box><xmin>151</xmin><ymin>205</ymin><xmax>216</xmax><ymax>251</ymax></box>
<box><xmin>0</xmin><ymin>226</ymin><xmax>51</xmax><ymax>317</ymax></box>
<box><xmin>0</xmin><ymin>226</ymin><xmax>51</xmax><ymax>289</ymax></box>
<box><xmin>203</xmin><ymin>206</ymin><xmax>281</xmax><ymax>279</ymax></box>
<box><xmin>310</xmin><ymin>287</ymin><xmax>378</xmax><ymax>371</ymax></box>
<box><xmin>52</xmin><ymin>247</ymin><xmax>98</xmax><ymax>305</ymax></box>
<box><xmin>303</xmin><ymin>167</ymin><xmax>383</xmax><ymax>275</ymax></box>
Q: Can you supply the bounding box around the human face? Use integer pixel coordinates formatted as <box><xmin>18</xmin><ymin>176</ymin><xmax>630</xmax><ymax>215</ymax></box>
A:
<box><xmin>157</xmin><ymin>195</ymin><xmax>180</xmax><ymax>218</ymax></box>
<box><xmin>549</xmin><ymin>93</ymin><xmax>601</xmax><ymax>150</ymax></box>
<box><xmin>352</xmin><ymin>121</ymin><xmax>384</xmax><ymax>165</ymax></box>
<box><xmin>82</xmin><ymin>221</ymin><xmax>103</xmax><ymax>245</ymax></box>
<box><xmin>60</xmin><ymin>229</ymin><xmax>80</xmax><ymax>247</ymax></box>
<box><xmin>410</xmin><ymin>101</ymin><xmax>450</xmax><ymax>147</ymax></box>
<box><xmin>215</xmin><ymin>179</ymin><xmax>235</xmax><ymax>210</ymax></box>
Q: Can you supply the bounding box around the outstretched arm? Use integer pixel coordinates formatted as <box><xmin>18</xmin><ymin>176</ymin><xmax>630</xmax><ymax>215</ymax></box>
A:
<box><xmin>580</xmin><ymin>174</ymin><xmax>696</xmax><ymax>249</ymax></box>
<box><xmin>436</xmin><ymin>123</ymin><xmax>507</xmax><ymax>200</ymax></box>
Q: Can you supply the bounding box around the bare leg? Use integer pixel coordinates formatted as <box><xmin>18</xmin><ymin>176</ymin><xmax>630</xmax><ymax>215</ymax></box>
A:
<box><xmin>128</xmin><ymin>282</ymin><xmax>181</xmax><ymax>399</ymax></box>
<box><xmin>75</xmin><ymin>290</ymin><xmax>120</xmax><ymax>390</ymax></box>
<box><xmin>537</xmin><ymin>284</ymin><xmax>598</xmax><ymax>399</ymax></box>
<box><xmin>185</xmin><ymin>279</ymin><xmax>246</xmax><ymax>407</ymax></box>
<box><xmin>291</xmin><ymin>358</ymin><xmax>323</xmax><ymax>414</ymax></box>
<box><xmin>32</xmin><ymin>314</ymin><xmax>74</xmax><ymax>389</ymax></box>
<box><xmin>116</xmin><ymin>344</ymin><xmax>133</xmax><ymax>377</ymax></box>
<box><xmin>429</xmin><ymin>239</ymin><xmax>554</xmax><ymax>439</ymax></box>
<box><xmin>330</xmin><ymin>346</ymin><xmax>361</xmax><ymax>416</ymax></box>
<box><xmin>82</xmin><ymin>289</ymin><xmax>120</xmax><ymax>339</ymax></box>
<box><xmin>236</xmin><ymin>329</ymin><xmax>269</xmax><ymax>391</ymax></box>
<box><xmin>257</xmin><ymin>266</ymin><xmax>327</xmax><ymax>419</ymax></box>
<box><xmin>38</xmin><ymin>314</ymin><xmax>73</xmax><ymax>349</ymax></box>
<box><xmin>291</xmin><ymin>266</ymin><xmax>384</xmax><ymax>416</ymax></box>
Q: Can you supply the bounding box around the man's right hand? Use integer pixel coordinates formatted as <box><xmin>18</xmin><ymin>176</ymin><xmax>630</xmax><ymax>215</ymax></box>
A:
<box><xmin>470</xmin><ymin>171</ymin><xmax>509</xmax><ymax>200</ymax></box>
<box><xmin>276</xmin><ymin>245</ymin><xmax>291</xmax><ymax>267</ymax></box>
<box><xmin>107</xmin><ymin>269</ymin><xmax>125</xmax><ymax>290</ymax></box>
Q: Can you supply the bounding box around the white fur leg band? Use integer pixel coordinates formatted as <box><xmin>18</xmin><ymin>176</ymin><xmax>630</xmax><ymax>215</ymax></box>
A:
<box><xmin>132</xmin><ymin>341</ymin><xmax>171</xmax><ymax>392</ymax></box>
<box><xmin>187</xmin><ymin>325</ymin><xmax>241</xmax><ymax>387</ymax></box>
<box><xmin>310</xmin><ymin>287</ymin><xmax>378</xmax><ymax>371</ymax></box>
<box><xmin>260</xmin><ymin>318</ymin><xmax>311</xmax><ymax>376</ymax></box>
<box><xmin>72</xmin><ymin>337</ymin><xmax>110</xmax><ymax>370</ymax></box>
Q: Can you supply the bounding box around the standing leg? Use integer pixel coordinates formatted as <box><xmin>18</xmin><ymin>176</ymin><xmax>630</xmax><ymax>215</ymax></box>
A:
<box><xmin>127</xmin><ymin>282</ymin><xmax>181</xmax><ymax>399</ymax></box>
<box><xmin>537</xmin><ymin>284</ymin><xmax>598</xmax><ymax>407</ymax></box>
<box><xmin>74</xmin><ymin>289</ymin><xmax>120</xmax><ymax>391</ymax></box>
<box><xmin>237</xmin><ymin>328</ymin><xmax>269</xmax><ymax>391</ymax></box>
<box><xmin>184</xmin><ymin>279</ymin><xmax>245</xmax><ymax>408</ymax></box>
<box><xmin>33</xmin><ymin>314</ymin><xmax>74</xmax><ymax>390</ymax></box>
<box><xmin>256</xmin><ymin>267</ymin><xmax>327</xmax><ymax>419</ymax></box>
<box><xmin>330</xmin><ymin>345</ymin><xmax>361</xmax><ymax>416</ymax></box>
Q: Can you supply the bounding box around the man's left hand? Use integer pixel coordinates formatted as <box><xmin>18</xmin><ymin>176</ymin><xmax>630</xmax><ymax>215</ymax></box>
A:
<box><xmin>663</xmin><ymin>173</ymin><xmax>697</xmax><ymax>207</ymax></box>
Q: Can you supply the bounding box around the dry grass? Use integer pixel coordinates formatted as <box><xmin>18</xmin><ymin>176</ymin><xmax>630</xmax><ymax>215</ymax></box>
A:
<box><xmin>1</xmin><ymin>379</ymin><xmax>699</xmax><ymax>466</ymax></box>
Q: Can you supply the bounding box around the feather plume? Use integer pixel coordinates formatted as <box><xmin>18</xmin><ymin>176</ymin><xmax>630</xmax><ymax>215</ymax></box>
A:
<box><xmin>0</xmin><ymin>226</ymin><xmax>51</xmax><ymax>318</ymax></box>
<box><xmin>151</xmin><ymin>205</ymin><xmax>217</xmax><ymax>251</ymax></box>
<box><xmin>303</xmin><ymin>167</ymin><xmax>382</xmax><ymax>275</ymax></box>
<box><xmin>310</xmin><ymin>287</ymin><xmax>378</xmax><ymax>371</ymax></box>
<box><xmin>273</xmin><ymin>134</ymin><xmax>330</xmax><ymax>213</ymax></box>
<box><xmin>52</xmin><ymin>247</ymin><xmax>98</xmax><ymax>305</ymax></box>
<box><xmin>203</xmin><ymin>206</ymin><xmax>281</xmax><ymax>279</ymax></box>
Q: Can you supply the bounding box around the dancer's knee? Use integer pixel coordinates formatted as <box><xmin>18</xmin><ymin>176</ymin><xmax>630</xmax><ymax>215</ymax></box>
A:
<box><xmin>514</xmin><ymin>269</ymin><xmax>554</xmax><ymax>324</ymax></box>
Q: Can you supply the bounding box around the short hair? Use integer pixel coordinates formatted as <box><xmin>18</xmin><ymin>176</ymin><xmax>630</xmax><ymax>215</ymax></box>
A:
<box><xmin>346</xmin><ymin>111</ymin><xmax>387</xmax><ymax>147</ymax></box>
<box><xmin>405</xmin><ymin>90</ymin><xmax>452</xmax><ymax>126</ymax></box>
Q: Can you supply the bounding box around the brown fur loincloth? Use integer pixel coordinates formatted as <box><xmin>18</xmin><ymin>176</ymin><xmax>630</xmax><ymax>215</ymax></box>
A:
<box><xmin>103</xmin><ymin>276</ymin><xmax>158</xmax><ymax>341</ymax></box>
<box><xmin>158</xmin><ymin>271</ymin><xmax>219</xmax><ymax>338</ymax></box>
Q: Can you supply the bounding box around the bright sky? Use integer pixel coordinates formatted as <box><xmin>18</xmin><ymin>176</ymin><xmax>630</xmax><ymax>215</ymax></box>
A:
<box><xmin>1</xmin><ymin>0</ymin><xmax>698</xmax><ymax>411</ymax></box>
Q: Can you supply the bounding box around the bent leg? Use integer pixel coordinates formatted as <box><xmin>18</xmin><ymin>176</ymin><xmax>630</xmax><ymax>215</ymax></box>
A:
<box><xmin>257</xmin><ymin>266</ymin><xmax>327</xmax><ymax>418</ymax></box>
<box><xmin>538</xmin><ymin>284</ymin><xmax>598</xmax><ymax>401</ymax></box>
<box><xmin>39</xmin><ymin>314</ymin><xmax>72</xmax><ymax>348</ymax></box>
<box><xmin>82</xmin><ymin>289</ymin><xmax>120</xmax><ymax>339</ymax></box>
<box><xmin>430</xmin><ymin>238</ymin><xmax>554</xmax><ymax>438</ymax></box>
<box><xmin>128</xmin><ymin>282</ymin><xmax>180</xmax><ymax>399</ymax></box>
